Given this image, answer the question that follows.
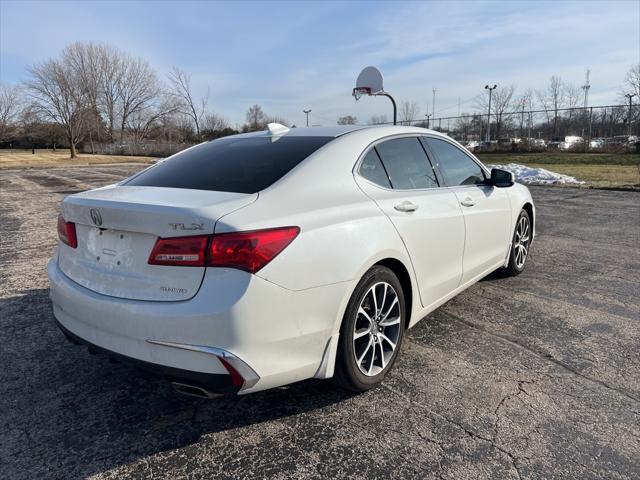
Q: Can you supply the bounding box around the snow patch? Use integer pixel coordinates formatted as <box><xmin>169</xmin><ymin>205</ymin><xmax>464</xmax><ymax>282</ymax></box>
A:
<box><xmin>490</xmin><ymin>163</ymin><xmax>585</xmax><ymax>185</ymax></box>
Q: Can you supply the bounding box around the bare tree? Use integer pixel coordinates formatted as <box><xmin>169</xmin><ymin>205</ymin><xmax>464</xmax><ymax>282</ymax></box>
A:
<box><xmin>620</xmin><ymin>64</ymin><xmax>640</xmax><ymax>99</ymax></box>
<box><xmin>119</xmin><ymin>56</ymin><xmax>162</xmax><ymax>142</ymax></box>
<box><xmin>97</xmin><ymin>45</ymin><xmax>125</xmax><ymax>142</ymax></box>
<box><xmin>19</xmin><ymin>104</ymin><xmax>45</xmax><ymax>151</ymax></box>
<box><xmin>16</xmin><ymin>105</ymin><xmax>66</xmax><ymax>149</ymax></box>
<box><xmin>202</xmin><ymin>113</ymin><xmax>229</xmax><ymax>132</ymax></box>
<box><xmin>245</xmin><ymin>104</ymin><xmax>266</xmax><ymax>131</ymax></box>
<box><xmin>399</xmin><ymin>101</ymin><xmax>419</xmax><ymax>125</ymax></box>
<box><xmin>25</xmin><ymin>54</ymin><xmax>89</xmax><ymax>158</ymax></box>
<box><xmin>0</xmin><ymin>83</ymin><xmax>22</xmax><ymax>142</ymax></box>
<box><xmin>564</xmin><ymin>83</ymin><xmax>581</xmax><ymax>122</ymax></box>
<box><xmin>454</xmin><ymin>113</ymin><xmax>473</xmax><ymax>141</ymax></box>
<box><xmin>476</xmin><ymin>84</ymin><xmax>515</xmax><ymax>139</ymax></box>
<box><xmin>63</xmin><ymin>42</ymin><xmax>106</xmax><ymax>153</ymax></box>
<box><xmin>537</xmin><ymin>76</ymin><xmax>564</xmax><ymax>135</ymax></box>
<box><xmin>369</xmin><ymin>114</ymin><xmax>388</xmax><ymax>125</ymax></box>
<box><xmin>337</xmin><ymin>115</ymin><xmax>357</xmax><ymax>125</ymax></box>
<box><xmin>168</xmin><ymin>67</ymin><xmax>209</xmax><ymax>141</ymax></box>
<box><xmin>517</xmin><ymin>89</ymin><xmax>534</xmax><ymax>138</ymax></box>
<box><xmin>201</xmin><ymin>113</ymin><xmax>233</xmax><ymax>139</ymax></box>
<box><xmin>265</xmin><ymin>115</ymin><xmax>290</xmax><ymax>127</ymax></box>
<box><xmin>126</xmin><ymin>95</ymin><xmax>177</xmax><ymax>143</ymax></box>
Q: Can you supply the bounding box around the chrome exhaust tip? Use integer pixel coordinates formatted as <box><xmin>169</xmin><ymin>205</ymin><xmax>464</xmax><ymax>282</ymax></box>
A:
<box><xmin>171</xmin><ymin>382</ymin><xmax>224</xmax><ymax>399</ymax></box>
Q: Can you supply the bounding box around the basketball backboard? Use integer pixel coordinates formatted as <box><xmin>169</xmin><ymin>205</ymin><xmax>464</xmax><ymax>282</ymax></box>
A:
<box><xmin>353</xmin><ymin>66</ymin><xmax>384</xmax><ymax>100</ymax></box>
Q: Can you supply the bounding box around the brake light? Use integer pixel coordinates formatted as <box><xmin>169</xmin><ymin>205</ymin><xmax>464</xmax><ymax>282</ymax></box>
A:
<box><xmin>57</xmin><ymin>214</ymin><xmax>77</xmax><ymax>248</ymax></box>
<box><xmin>148</xmin><ymin>235</ymin><xmax>209</xmax><ymax>266</ymax></box>
<box><xmin>208</xmin><ymin>227</ymin><xmax>300</xmax><ymax>273</ymax></box>
<box><xmin>147</xmin><ymin>227</ymin><xmax>299</xmax><ymax>271</ymax></box>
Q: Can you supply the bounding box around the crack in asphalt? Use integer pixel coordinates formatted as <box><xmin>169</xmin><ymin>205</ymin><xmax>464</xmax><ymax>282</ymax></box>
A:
<box><xmin>439</xmin><ymin>311</ymin><xmax>640</xmax><ymax>404</ymax></box>
<box><xmin>381</xmin><ymin>382</ymin><xmax>524</xmax><ymax>480</ymax></box>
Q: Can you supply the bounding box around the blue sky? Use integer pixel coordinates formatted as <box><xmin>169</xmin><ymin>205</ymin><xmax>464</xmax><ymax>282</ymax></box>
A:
<box><xmin>1</xmin><ymin>0</ymin><xmax>638</xmax><ymax>127</ymax></box>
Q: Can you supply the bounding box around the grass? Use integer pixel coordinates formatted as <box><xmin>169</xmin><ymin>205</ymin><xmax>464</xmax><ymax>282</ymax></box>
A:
<box><xmin>477</xmin><ymin>152</ymin><xmax>640</xmax><ymax>189</ymax></box>
<box><xmin>521</xmin><ymin>163</ymin><xmax>639</xmax><ymax>189</ymax></box>
<box><xmin>0</xmin><ymin>149</ymin><xmax>155</xmax><ymax>168</ymax></box>
<box><xmin>476</xmin><ymin>152</ymin><xmax>640</xmax><ymax>166</ymax></box>
<box><xmin>1</xmin><ymin>148</ymin><xmax>638</xmax><ymax>189</ymax></box>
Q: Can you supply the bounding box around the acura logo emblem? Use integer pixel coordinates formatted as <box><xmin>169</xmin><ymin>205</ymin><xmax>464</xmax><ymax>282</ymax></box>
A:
<box><xmin>90</xmin><ymin>208</ymin><xmax>103</xmax><ymax>226</ymax></box>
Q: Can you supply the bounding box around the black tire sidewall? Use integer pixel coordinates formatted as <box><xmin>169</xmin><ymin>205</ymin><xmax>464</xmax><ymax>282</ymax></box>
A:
<box><xmin>335</xmin><ymin>266</ymin><xmax>405</xmax><ymax>391</ymax></box>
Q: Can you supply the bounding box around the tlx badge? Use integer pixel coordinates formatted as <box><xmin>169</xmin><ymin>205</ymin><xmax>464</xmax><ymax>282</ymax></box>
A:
<box><xmin>168</xmin><ymin>222</ymin><xmax>204</xmax><ymax>231</ymax></box>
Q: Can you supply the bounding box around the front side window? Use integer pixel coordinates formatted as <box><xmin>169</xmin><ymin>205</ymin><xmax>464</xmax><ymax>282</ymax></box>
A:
<box><xmin>426</xmin><ymin>138</ymin><xmax>485</xmax><ymax>186</ymax></box>
<box><xmin>358</xmin><ymin>149</ymin><xmax>391</xmax><ymax>188</ymax></box>
<box><xmin>374</xmin><ymin>137</ymin><xmax>438</xmax><ymax>189</ymax></box>
<box><xmin>126</xmin><ymin>135</ymin><xmax>334</xmax><ymax>194</ymax></box>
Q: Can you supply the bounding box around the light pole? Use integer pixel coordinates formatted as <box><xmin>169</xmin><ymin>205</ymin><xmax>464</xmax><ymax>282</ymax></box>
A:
<box><xmin>624</xmin><ymin>94</ymin><xmax>636</xmax><ymax>136</ymax></box>
<box><xmin>303</xmin><ymin>109</ymin><xmax>312</xmax><ymax>127</ymax></box>
<box><xmin>432</xmin><ymin>88</ymin><xmax>436</xmax><ymax>119</ymax></box>
<box><xmin>425</xmin><ymin>113</ymin><xmax>432</xmax><ymax>129</ymax></box>
<box><xmin>485</xmin><ymin>84</ymin><xmax>497</xmax><ymax>143</ymax></box>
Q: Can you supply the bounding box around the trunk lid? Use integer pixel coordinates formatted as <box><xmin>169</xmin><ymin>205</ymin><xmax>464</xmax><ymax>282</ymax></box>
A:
<box><xmin>58</xmin><ymin>185</ymin><xmax>257</xmax><ymax>301</ymax></box>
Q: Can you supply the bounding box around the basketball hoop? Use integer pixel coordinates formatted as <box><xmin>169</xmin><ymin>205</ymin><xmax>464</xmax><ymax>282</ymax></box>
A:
<box><xmin>352</xmin><ymin>66</ymin><xmax>397</xmax><ymax>125</ymax></box>
<box><xmin>352</xmin><ymin>87</ymin><xmax>372</xmax><ymax>101</ymax></box>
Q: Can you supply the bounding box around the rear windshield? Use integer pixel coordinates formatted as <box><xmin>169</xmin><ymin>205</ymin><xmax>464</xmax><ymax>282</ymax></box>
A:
<box><xmin>125</xmin><ymin>135</ymin><xmax>334</xmax><ymax>193</ymax></box>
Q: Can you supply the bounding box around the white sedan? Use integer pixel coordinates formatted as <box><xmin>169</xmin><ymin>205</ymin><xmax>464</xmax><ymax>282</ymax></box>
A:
<box><xmin>48</xmin><ymin>124</ymin><xmax>535</xmax><ymax>398</ymax></box>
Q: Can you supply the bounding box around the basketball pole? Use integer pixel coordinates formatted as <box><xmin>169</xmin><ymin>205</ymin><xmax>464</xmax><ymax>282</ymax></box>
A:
<box><xmin>379</xmin><ymin>93</ymin><xmax>397</xmax><ymax>125</ymax></box>
<box><xmin>354</xmin><ymin>66</ymin><xmax>396</xmax><ymax>125</ymax></box>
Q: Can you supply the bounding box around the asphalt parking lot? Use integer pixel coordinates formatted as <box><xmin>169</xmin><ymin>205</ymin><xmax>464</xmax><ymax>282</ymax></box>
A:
<box><xmin>1</xmin><ymin>164</ymin><xmax>639</xmax><ymax>479</ymax></box>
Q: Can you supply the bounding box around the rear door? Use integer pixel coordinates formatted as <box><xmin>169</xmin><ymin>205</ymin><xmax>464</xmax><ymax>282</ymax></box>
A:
<box><xmin>424</xmin><ymin>136</ymin><xmax>511</xmax><ymax>284</ymax></box>
<box><xmin>355</xmin><ymin>137</ymin><xmax>465</xmax><ymax>309</ymax></box>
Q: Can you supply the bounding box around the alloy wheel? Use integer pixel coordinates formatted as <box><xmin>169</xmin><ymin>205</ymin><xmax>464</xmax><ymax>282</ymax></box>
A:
<box><xmin>353</xmin><ymin>282</ymin><xmax>402</xmax><ymax>376</ymax></box>
<box><xmin>514</xmin><ymin>215</ymin><xmax>531</xmax><ymax>269</ymax></box>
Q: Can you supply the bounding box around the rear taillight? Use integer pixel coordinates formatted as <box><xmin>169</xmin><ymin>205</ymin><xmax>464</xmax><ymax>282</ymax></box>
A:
<box><xmin>148</xmin><ymin>235</ymin><xmax>209</xmax><ymax>266</ymax></box>
<box><xmin>208</xmin><ymin>227</ymin><xmax>300</xmax><ymax>273</ymax></box>
<box><xmin>57</xmin><ymin>214</ymin><xmax>77</xmax><ymax>248</ymax></box>
<box><xmin>218</xmin><ymin>357</ymin><xmax>245</xmax><ymax>388</ymax></box>
<box><xmin>147</xmin><ymin>227</ymin><xmax>299</xmax><ymax>272</ymax></box>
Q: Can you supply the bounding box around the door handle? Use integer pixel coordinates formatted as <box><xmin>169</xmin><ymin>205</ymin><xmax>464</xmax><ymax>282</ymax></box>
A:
<box><xmin>394</xmin><ymin>201</ymin><xmax>419</xmax><ymax>212</ymax></box>
<box><xmin>460</xmin><ymin>197</ymin><xmax>476</xmax><ymax>207</ymax></box>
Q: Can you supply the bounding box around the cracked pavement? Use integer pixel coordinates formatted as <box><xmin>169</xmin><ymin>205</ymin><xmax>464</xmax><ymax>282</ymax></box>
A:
<box><xmin>1</xmin><ymin>164</ymin><xmax>639</xmax><ymax>479</ymax></box>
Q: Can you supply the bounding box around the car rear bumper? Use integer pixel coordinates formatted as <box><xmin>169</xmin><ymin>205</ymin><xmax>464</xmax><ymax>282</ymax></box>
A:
<box><xmin>54</xmin><ymin>317</ymin><xmax>241</xmax><ymax>396</ymax></box>
<box><xmin>48</xmin><ymin>253</ymin><xmax>349</xmax><ymax>394</ymax></box>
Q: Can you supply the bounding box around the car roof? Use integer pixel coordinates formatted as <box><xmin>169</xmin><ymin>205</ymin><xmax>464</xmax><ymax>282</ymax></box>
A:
<box><xmin>235</xmin><ymin>124</ymin><xmax>443</xmax><ymax>139</ymax></box>
<box><xmin>285</xmin><ymin>125</ymin><xmax>374</xmax><ymax>137</ymax></box>
<box><xmin>232</xmin><ymin>125</ymin><xmax>372</xmax><ymax>138</ymax></box>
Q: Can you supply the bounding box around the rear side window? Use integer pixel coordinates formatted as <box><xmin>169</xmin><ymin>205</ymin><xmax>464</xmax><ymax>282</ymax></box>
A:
<box><xmin>358</xmin><ymin>149</ymin><xmax>391</xmax><ymax>188</ymax></box>
<box><xmin>426</xmin><ymin>138</ymin><xmax>485</xmax><ymax>186</ymax></box>
<box><xmin>125</xmin><ymin>135</ymin><xmax>334</xmax><ymax>194</ymax></box>
<box><xmin>375</xmin><ymin>137</ymin><xmax>438</xmax><ymax>189</ymax></box>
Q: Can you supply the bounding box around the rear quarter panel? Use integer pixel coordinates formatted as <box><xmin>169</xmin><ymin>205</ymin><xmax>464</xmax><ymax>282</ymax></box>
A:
<box><xmin>213</xmin><ymin>131</ymin><xmax>421</xmax><ymax>333</ymax></box>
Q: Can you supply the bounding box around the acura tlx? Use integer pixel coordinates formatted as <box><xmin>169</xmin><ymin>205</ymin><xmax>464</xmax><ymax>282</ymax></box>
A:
<box><xmin>48</xmin><ymin>124</ymin><xmax>535</xmax><ymax>398</ymax></box>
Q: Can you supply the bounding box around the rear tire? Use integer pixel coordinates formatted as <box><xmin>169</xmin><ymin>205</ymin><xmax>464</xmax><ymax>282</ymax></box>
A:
<box><xmin>504</xmin><ymin>209</ymin><xmax>532</xmax><ymax>276</ymax></box>
<box><xmin>333</xmin><ymin>266</ymin><xmax>405</xmax><ymax>392</ymax></box>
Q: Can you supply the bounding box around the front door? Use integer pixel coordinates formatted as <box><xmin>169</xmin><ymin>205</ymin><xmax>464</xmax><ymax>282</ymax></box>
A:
<box><xmin>355</xmin><ymin>137</ymin><xmax>465</xmax><ymax>309</ymax></box>
<box><xmin>424</xmin><ymin>137</ymin><xmax>511</xmax><ymax>284</ymax></box>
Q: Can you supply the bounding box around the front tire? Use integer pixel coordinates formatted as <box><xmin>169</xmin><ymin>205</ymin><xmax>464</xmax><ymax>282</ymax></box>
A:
<box><xmin>504</xmin><ymin>209</ymin><xmax>532</xmax><ymax>276</ymax></box>
<box><xmin>333</xmin><ymin>266</ymin><xmax>405</xmax><ymax>392</ymax></box>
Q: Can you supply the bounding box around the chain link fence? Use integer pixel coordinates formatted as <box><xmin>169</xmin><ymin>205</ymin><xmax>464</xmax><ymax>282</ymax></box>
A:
<box><xmin>75</xmin><ymin>104</ymin><xmax>639</xmax><ymax>157</ymax></box>
<box><xmin>399</xmin><ymin>104</ymin><xmax>639</xmax><ymax>153</ymax></box>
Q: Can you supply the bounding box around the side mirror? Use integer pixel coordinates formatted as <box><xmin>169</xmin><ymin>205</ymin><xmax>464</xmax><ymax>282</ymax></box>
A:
<box><xmin>490</xmin><ymin>168</ymin><xmax>514</xmax><ymax>187</ymax></box>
